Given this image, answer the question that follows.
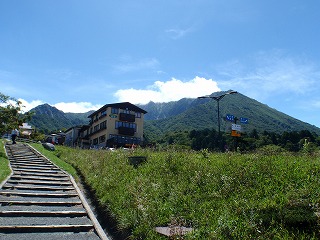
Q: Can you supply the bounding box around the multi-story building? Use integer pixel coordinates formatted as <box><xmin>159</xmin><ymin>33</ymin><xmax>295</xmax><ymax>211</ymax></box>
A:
<box><xmin>65</xmin><ymin>125</ymin><xmax>89</xmax><ymax>147</ymax></box>
<box><xmin>87</xmin><ymin>102</ymin><xmax>147</xmax><ymax>148</ymax></box>
<box><xmin>19</xmin><ymin>123</ymin><xmax>34</xmax><ymax>137</ymax></box>
<box><xmin>77</xmin><ymin>125</ymin><xmax>90</xmax><ymax>148</ymax></box>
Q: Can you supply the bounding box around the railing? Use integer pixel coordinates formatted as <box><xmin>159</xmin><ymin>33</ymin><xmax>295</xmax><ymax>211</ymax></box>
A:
<box><xmin>88</xmin><ymin>126</ymin><xmax>107</xmax><ymax>137</ymax></box>
<box><xmin>118</xmin><ymin>127</ymin><xmax>135</xmax><ymax>136</ymax></box>
<box><xmin>119</xmin><ymin>113</ymin><xmax>135</xmax><ymax>122</ymax></box>
<box><xmin>99</xmin><ymin>114</ymin><xmax>107</xmax><ymax>119</ymax></box>
<box><xmin>16</xmin><ymin>137</ymin><xmax>39</xmax><ymax>143</ymax></box>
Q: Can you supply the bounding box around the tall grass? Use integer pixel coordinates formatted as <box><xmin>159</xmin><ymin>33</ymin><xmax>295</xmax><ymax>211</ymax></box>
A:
<box><xmin>39</xmin><ymin>145</ymin><xmax>320</xmax><ymax>239</ymax></box>
<box><xmin>0</xmin><ymin>140</ymin><xmax>11</xmax><ymax>183</ymax></box>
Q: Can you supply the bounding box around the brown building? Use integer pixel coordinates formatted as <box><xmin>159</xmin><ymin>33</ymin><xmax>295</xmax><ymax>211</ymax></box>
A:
<box><xmin>65</xmin><ymin>125</ymin><xmax>89</xmax><ymax>148</ymax></box>
<box><xmin>87</xmin><ymin>102</ymin><xmax>147</xmax><ymax>148</ymax></box>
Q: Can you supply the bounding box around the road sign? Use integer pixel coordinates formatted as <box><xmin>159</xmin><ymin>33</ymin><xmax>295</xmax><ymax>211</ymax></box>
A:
<box><xmin>231</xmin><ymin>130</ymin><xmax>241</xmax><ymax>137</ymax></box>
<box><xmin>231</xmin><ymin>124</ymin><xmax>241</xmax><ymax>131</ymax></box>
<box><xmin>240</xmin><ymin>117</ymin><xmax>249</xmax><ymax>124</ymax></box>
<box><xmin>226</xmin><ymin>114</ymin><xmax>235</xmax><ymax>122</ymax></box>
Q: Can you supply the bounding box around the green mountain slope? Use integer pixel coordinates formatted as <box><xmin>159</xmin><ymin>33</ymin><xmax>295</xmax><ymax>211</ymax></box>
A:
<box><xmin>140</xmin><ymin>92</ymin><xmax>320</xmax><ymax>141</ymax></box>
<box><xmin>65</xmin><ymin>111</ymin><xmax>93</xmax><ymax>125</ymax></box>
<box><xmin>140</xmin><ymin>98</ymin><xmax>196</xmax><ymax>120</ymax></box>
<box><xmin>29</xmin><ymin>104</ymin><xmax>91</xmax><ymax>133</ymax></box>
<box><xmin>27</xmin><ymin>92</ymin><xmax>320</xmax><ymax>138</ymax></box>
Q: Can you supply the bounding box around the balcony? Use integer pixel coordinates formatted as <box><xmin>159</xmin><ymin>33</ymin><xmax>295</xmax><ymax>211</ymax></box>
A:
<box><xmin>99</xmin><ymin>114</ymin><xmax>107</xmax><ymax>119</ymax></box>
<box><xmin>118</xmin><ymin>127</ymin><xmax>135</xmax><ymax>136</ymax></box>
<box><xmin>88</xmin><ymin>126</ymin><xmax>106</xmax><ymax>137</ymax></box>
<box><xmin>119</xmin><ymin>113</ymin><xmax>135</xmax><ymax>122</ymax></box>
<box><xmin>80</xmin><ymin>134</ymin><xmax>89</xmax><ymax>140</ymax></box>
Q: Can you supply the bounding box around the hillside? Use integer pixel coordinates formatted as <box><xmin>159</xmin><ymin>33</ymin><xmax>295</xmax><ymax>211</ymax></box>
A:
<box><xmin>29</xmin><ymin>104</ymin><xmax>91</xmax><ymax>133</ymax></box>
<box><xmin>139</xmin><ymin>98</ymin><xmax>196</xmax><ymax>120</ymax></box>
<box><xmin>139</xmin><ymin>92</ymin><xmax>320</xmax><ymax>140</ymax></box>
<box><xmin>27</xmin><ymin>92</ymin><xmax>320</xmax><ymax>137</ymax></box>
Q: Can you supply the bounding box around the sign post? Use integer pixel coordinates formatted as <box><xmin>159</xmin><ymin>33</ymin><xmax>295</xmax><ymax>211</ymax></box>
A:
<box><xmin>226</xmin><ymin>114</ymin><xmax>249</xmax><ymax>151</ymax></box>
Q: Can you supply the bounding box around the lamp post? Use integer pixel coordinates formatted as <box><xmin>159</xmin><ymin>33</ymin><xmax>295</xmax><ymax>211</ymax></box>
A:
<box><xmin>198</xmin><ymin>90</ymin><xmax>237</xmax><ymax>135</ymax></box>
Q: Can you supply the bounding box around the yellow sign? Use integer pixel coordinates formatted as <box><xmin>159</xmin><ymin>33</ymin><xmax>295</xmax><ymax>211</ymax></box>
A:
<box><xmin>231</xmin><ymin>130</ymin><xmax>241</xmax><ymax>137</ymax></box>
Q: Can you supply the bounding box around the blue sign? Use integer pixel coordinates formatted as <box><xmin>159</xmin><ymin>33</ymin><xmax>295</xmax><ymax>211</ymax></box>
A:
<box><xmin>226</xmin><ymin>114</ymin><xmax>235</xmax><ymax>122</ymax></box>
<box><xmin>240</xmin><ymin>117</ymin><xmax>249</xmax><ymax>124</ymax></box>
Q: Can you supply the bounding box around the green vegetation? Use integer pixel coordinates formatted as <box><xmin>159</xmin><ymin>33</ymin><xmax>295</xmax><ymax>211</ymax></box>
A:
<box><xmin>150</xmin><ymin>128</ymin><xmax>320</xmax><ymax>153</ymax></box>
<box><xmin>143</xmin><ymin>93</ymin><xmax>320</xmax><ymax>142</ymax></box>
<box><xmin>29</xmin><ymin>104</ymin><xmax>91</xmax><ymax>134</ymax></box>
<box><xmin>0</xmin><ymin>140</ymin><xmax>11</xmax><ymax>183</ymax></box>
<box><xmin>0</xmin><ymin>92</ymin><xmax>32</xmax><ymax>134</ymax></box>
<box><xmin>37</xmin><ymin>145</ymin><xmax>320</xmax><ymax>239</ymax></box>
<box><xmin>23</xmin><ymin>91</ymin><xmax>320</xmax><ymax>137</ymax></box>
<box><xmin>2</xmin><ymin>91</ymin><xmax>320</xmax><ymax>238</ymax></box>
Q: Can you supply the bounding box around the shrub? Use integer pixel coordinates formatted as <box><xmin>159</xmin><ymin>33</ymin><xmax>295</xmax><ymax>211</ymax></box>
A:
<box><xmin>37</xmin><ymin>145</ymin><xmax>320</xmax><ymax>239</ymax></box>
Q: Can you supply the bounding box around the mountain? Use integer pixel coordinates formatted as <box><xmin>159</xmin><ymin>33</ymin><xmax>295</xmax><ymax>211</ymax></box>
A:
<box><xmin>27</xmin><ymin>92</ymin><xmax>320</xmax><ymax>137</ymax></box>
<box><xmin>65</xmin><ymin>111</ymin><xmax>94</xmax><ymax>125</ymax></box>
<box><xmin>139</xmin><ymin>98</ymin><xmax>196</xmax><ymax>120</ymax></box>
<box><xmin>28</xmin><ymin>104</ymin><xmax>92</xmax><ymax>133</ymax></box>
<box><xmin>138</xmin><ymin>92</ymin><xmax>320</xmax><ymax>140</ymax></box>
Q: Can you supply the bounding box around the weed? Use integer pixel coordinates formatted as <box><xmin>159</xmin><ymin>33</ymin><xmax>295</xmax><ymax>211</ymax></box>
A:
<box><xmin>0</xmin><ymin>140</ymin><xmax>11</xmax><ymax>183</ymax></box>
<box><xmin>35</xmin><ymin>145</ymin><xmax>320</xmax><ymax>239</ymax></box>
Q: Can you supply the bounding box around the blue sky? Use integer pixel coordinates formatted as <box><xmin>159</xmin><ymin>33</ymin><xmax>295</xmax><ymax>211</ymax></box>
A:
<box><xmin>1</xmin><ymin>1</ymin><xmax>320</xmax><ymax>128</ymax></box>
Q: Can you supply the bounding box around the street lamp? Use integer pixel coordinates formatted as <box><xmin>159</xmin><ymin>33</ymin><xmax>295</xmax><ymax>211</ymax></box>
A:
<box><xmin>198</xmin><ymin>90</ymin><xmax>237</xmax><ymax>135</ymax></box>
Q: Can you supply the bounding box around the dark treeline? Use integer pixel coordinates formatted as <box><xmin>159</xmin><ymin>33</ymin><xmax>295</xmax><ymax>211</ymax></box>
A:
<box><xmin>159</xmin><ymin>128</ymin><xmax>320</xmax><ymax>152</ymax></box>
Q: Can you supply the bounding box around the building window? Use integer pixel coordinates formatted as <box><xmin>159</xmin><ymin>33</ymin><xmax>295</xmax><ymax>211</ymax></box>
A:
<box><xmin>135</xmin><ymin>112</ymin><xmax>141</xmax><ymax>118</ymax></box>
<box><xmin>100</xmin><ymin>110</ymin><xmax>107</xmax><ymax>118</ymax></box>
<box><xmin>94</xmin><ymin>124</ymin><xmax>99</xmax><ymax>132</ymax></box>
<box><xmin>122</xmin><ymin>108</ymin><xmax>130</xmax><ymax>114</ymax></box>
<box><xmin>109</xmin><ymin>134</ymin><xmax>141</xmax><ymax>144</ymax></box>
<box><xmin>93</xmin><ymin>138</ymin><xmax>98</xmax><ymax>145</ymax></box>
<box><xmin>100</xmin><ymin>120</ymin><xmax>107</xmax><ymax>130</ymax></box>
<box><xmin>115</xmin><ymin>121</ymin><xmax>136</xmax><ymax>131</ymax></box>
<box><xmin>111</xmin><ymin>108</ymin><xmax>119</xmax><ymax>114</ymax></box>
<box><xmin>99</xmin><ymin>135</ymin><xmax>106</xmax><ymax>143</ymax></box>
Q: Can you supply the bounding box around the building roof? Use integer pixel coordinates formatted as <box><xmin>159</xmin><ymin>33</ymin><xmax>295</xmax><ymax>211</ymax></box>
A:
<box><xmin>19</xmin><ymin>123</ymin><xmax>33</xmax><ymax>130</ymax></box>
<box><xmin>88</xmin><ymin>102</ymin><xmax>147</xmax><ymax>118</ymax></box>
<box><xmin>65</xmin><ymin>125</ymin><xmax>88</xmax><ymax>133</ymax></box>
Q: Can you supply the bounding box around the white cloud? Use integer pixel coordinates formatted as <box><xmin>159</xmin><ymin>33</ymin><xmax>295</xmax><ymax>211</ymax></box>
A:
<box><xmin>114</xmin><ymin>76</ymin><xmax>221</xmax><ymax>104</ymax></box>
<box><xmin>217</xmin><ymin>50</ymin><xmax>320</xmax><ymax>100</ymax></box>
<box><xmin>53</xmin><ymin>102</ymin><xmax>102</xmax><ymax>113</ymax></box>
<box><xmin>165</xmin><ymin>27</ymin><xmax>193</xmax><ymax>40</ymax></box>
<box><xmin>18</xmin><ymin>99</ymin><xmax>45</xmax><ymax>113</ymax></box>
<box><xmin>252</xmin><ymin>57</ymin><xmax>316</xmax><ymax>94</ymax></box>
<box><xmin>17</xmin><ymin>99</ymin><xmax>102</xmax><ymax>113</ymax></box>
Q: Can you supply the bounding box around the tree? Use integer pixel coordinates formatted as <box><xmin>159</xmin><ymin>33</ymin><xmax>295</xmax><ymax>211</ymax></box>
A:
<box><xmin>249</xmin><ymin>128</ymin><xmax>259</xmax><ymax>139</ymax></box>
<box><xmin>0</xmin><ymin>92</ymin><xmax>32</xmax><ymax>135</ymax></box>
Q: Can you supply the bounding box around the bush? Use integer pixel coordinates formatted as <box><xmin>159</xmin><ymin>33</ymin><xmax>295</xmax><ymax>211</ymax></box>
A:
<box><xmin>0</xmin><ymin>140</ymin><xmax>11</xmax><ymax>183</ymax></box>
<box><xmin>38</xmin><ymin>146</ymin><xmax>320</xmax><ymax>239</ymax></box>
<box><xmin>256</xmin><ymin>144</ymin><xmax>288</xmax><ymax>155</ymax></box>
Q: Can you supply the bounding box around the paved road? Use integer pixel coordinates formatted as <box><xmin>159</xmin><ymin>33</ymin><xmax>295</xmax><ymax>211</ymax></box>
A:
<box><xmin>0</xmin><ymin>143</ymin><xmax>109</xmax><ymax>240</ymax></box>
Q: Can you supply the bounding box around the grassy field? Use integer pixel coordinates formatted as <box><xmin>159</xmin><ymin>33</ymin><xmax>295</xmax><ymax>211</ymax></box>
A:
<box><xmin>32</xmin><ymin>144</ymin><xmax>320</xmax><ymax>239</ymax></box>
<box><xmin>0</xmin><ymin>140</ymin><xmax>11</xmax><ymax>184</ymax></box>
<box><xmin>2</xmin><ymin>142</ymin><xmax>320</xmax><ymax>239</ymax></box>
